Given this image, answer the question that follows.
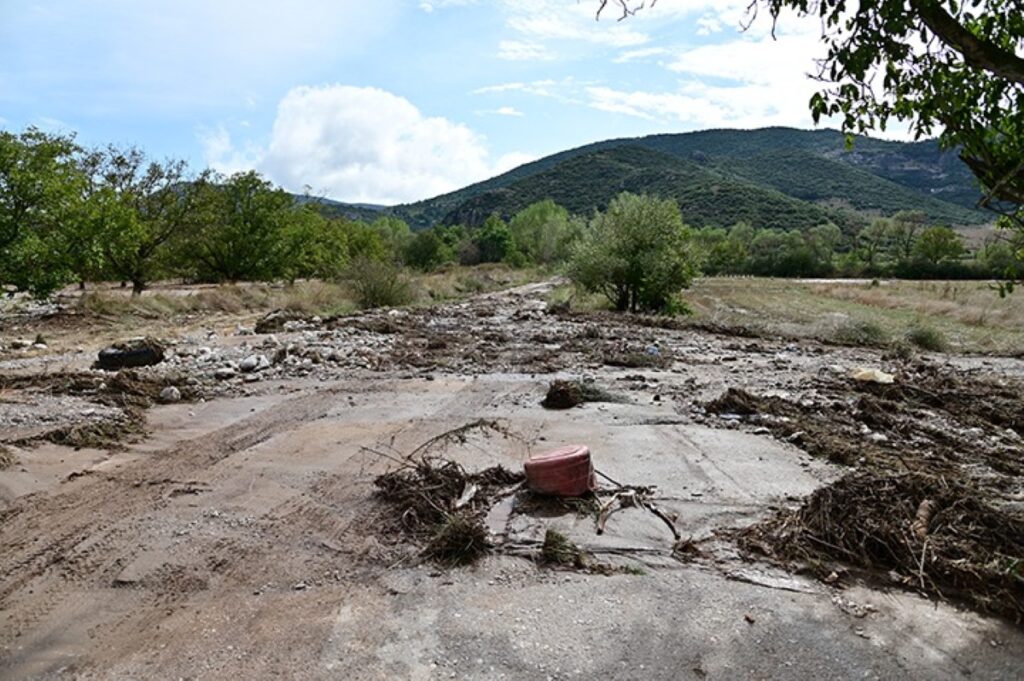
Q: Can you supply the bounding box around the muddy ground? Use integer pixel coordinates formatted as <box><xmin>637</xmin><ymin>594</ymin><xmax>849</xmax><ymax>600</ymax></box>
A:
<box><xmin>1</xmin><ymin>279</ymin><xmax>1023</xmax><ymax>679</ymax></box>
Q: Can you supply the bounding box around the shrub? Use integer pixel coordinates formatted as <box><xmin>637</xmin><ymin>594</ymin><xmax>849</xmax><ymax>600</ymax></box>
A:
<box><xmin>833</xmin><ymin>319</ymin><xmax>889</xmax><ymax>347</ymax></box>
<box><xmin>345</xmin><ymin>257</ymin><xmax>415</xmax><ymax>309</ymax></box>
<box><xmin>569</xmin><ymin>192</ymin><xmax>699</xmax><ymax>313</ymax></box>
<box><xmin>905</xmin><ymin>325</ymin><xmax>948</xmax><ymax>352</ymax></box>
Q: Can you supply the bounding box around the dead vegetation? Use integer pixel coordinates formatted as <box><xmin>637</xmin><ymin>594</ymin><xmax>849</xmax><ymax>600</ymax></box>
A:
<box><xmin>739</xmin><ymin>472</ymin><xmax>1024</xmax><ymax>622</ymax></box>
<box><xmin>541</xmin><ymin>379</ymin><xmax>625</xmax><ymax>409</ymax></box>
<box><xmin>0</xmin><ymin>444</ymin><xmax>17</xmax><ymax>470</ymax></box>
<box><xmin>706</xmin><ymin>364</ymin><xmax>1024</xmax><ymax>622</ymax></box>
<box><xmin>1</xmin><ymin>369</ymin><xmax>198</xmax><ymax>449</ymax></box>
<box><xmin>36</xmin><ymin>408</ymin><xmax>147</xmax><ymax>449</ymax></box>
<box><xmin>370</xmin><ymin>420</ymin><xmax>525</xmax><ymax>565</ymax></box>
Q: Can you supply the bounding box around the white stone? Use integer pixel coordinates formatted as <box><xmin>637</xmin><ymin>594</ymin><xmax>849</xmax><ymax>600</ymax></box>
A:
<box><xmin>159</xmin><ymin>386</ymin><xmax>182</xmax><ymax>403</ymax></box>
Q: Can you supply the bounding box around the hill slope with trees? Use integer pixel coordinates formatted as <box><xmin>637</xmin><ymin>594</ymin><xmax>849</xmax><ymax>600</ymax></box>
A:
<box><xmin>440</xmin><ymin>146</ymin><xmax>840</xmax><ymax>232</ymax></box>
<box><xmin>335</xmin><ymin>127</ymin><xmax>990</xmax><ymax>230</ymax></box>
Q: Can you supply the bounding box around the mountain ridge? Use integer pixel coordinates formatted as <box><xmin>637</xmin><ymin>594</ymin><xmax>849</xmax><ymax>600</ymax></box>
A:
<box><xmin>315</xmin><ymin>127</ymin><xmax>990</xmax><ymax>230</ymax></box>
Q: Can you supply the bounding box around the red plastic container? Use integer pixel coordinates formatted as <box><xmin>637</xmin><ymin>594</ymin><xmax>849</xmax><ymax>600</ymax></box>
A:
<box><xmin>524</xmin><ymin>444</ymin><xmax>595</xmax><ymax>497</ymax></box>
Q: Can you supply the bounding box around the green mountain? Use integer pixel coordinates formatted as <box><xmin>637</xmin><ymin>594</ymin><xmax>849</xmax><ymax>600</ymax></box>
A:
<box><xmin>714</xmin><ymin>149</ymin><xmax>983</xmax><ymax>225</ymax></box>
<box><xmin>442</xmin><ymin>146</ymin><xmax>839</xmax><ymax>231</ymax></box>
<box><xmin>320</xmin><ymin>127</ymin><xmax>991</xmax><ymax>230</ymax></box>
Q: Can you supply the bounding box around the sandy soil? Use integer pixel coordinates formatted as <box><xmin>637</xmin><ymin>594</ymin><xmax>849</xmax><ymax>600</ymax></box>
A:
<box><xmin>1</xmin><ymin>280</ymin><xmax>1023</xmax><ymax>679</ymax></box>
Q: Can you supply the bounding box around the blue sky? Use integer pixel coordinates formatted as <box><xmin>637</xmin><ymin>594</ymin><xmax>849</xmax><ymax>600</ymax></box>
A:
<box><xmin>1</xmin><ymin>1</ymin><xmax>851</xmax><ymax>204</ymax></box>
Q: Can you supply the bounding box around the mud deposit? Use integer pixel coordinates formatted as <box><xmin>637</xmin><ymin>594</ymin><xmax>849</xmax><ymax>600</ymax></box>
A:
<box><xmin>2</xmin><ymin>279</ymin><xmax>1023</xmax><ymax>680</ymax></box>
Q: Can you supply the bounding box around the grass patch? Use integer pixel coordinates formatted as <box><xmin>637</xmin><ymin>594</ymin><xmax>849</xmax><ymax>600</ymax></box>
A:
<box><xmin>540</xmin><ymin>529</ymin><xmax>585</xmax><ymax>567</ymax></box>
<box><xmin>684</xmin><ymin>278</ymin><xmax>1024</xmax><ymax>355</ymax></box>
<box><xmin>424</xmin><ymin>512</ymin><xmax>491</xmax><ymax>566</ymax></box>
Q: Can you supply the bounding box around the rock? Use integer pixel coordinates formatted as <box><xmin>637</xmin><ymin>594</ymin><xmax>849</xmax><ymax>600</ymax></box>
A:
<box><xmin>239</xmin><ymin>354</ymin><xmax>267</xmax><ymax>373</ymax></box>
<box><xmin>97</xmin><ymin>337</ymin><xmax>165</xmax><ymax>370</ymax></box>
<box><xmin>215</xmin><ymin>366</ymin><xmax>237</xmax><ymax>380</ymax></box>
<box><xmin>11</xmin><ymin>339</ymin><xmax>33</xmax><ymax>349</ymax></box>
<box><xmin>32</xmin><ymin>343</ymin><xmax>48</xmax><ymax>350</ymax></box>
<box><xmin>255</xmin><ymin>309</ymin><xmax>307</xmax><ymax>334</ymax></box>
<box><xmin>158</xmin><ymin>386</ymin><xmax>182</xmax><ymax>403</ymax></box>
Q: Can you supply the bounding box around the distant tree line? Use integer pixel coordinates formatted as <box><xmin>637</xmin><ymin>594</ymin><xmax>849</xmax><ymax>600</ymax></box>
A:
<box><xmin>2</xmin><ymin>127</ymin><xmax>1020</xmax><ymax>302</ymax></box>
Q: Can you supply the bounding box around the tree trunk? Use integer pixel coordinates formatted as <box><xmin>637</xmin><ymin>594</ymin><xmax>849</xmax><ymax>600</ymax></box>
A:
<box><xmin>131</xmin><ymin>279</ymin><xmax>145</xmax><ymax>297</ymax></box>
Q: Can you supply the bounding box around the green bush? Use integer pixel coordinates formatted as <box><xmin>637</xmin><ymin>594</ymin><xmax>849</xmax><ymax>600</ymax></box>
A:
<box><xmin>345</xmin><ymin>257</ymin><xmax>415</xmax><ymax>309</ymax></box>
<box><xmin>569</xmin><ymin>192</ymin><xmax>699</xmax><ymax>313</ymax></box>
<box><xmin>833</xmin><ymin>319</ymin><xmax>889</xmax><ymax>347</ymax></box>
<box><xmin>905</xmin><ymin>325</ymin><xmax>948</xmax><ymax>352</ymax></box>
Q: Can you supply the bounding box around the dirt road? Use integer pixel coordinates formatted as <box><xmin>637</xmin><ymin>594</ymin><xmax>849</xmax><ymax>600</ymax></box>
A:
<box><xmin>2</xmin><ymin>281</ymin><xmax>1022</xmax><ymax>679</ymax></box>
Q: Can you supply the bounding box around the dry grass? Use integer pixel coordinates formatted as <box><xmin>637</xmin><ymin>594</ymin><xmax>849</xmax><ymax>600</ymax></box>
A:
<box><xmin>417</xmin><ymin>264</ymin><xmax>545</xmax><ymax>303</ymax></box>
<box><xmin>684</xmin><ymin>278</ymin><xmax>1024</xmax><ymax>355</ymax></box>
<box><xmin>78</xmin><ymin>281</ymin><xmax>356</xmax><ymax>319</ymax></box>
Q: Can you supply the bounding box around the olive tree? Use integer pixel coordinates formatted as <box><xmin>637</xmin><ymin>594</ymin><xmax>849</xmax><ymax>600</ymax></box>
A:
<box><xmin>569</xmin><ymin>192</ymin><xmax>699</xmax><ymax>312</ymax></box>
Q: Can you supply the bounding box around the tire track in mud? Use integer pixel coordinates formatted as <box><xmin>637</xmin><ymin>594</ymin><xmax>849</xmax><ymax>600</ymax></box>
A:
<box><xmin>0</xmin><ymin>386</ymin><xmax>342</xmax><ymax>660</ymax></box>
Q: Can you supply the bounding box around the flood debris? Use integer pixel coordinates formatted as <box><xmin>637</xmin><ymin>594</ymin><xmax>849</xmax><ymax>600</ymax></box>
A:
<box><xmin>370</xmin><ymin>420</ymin><xmax>525</xmax><ymax>566</ymax></box>
<box><xmin>739</xmin><ymin>472</ymin><xmax>1024</xmax><ymax>622</ymax></box>
<box><xmin>596</xmin><ymin>485</ymin><xmax>681</xmax><ymax>541</ymax></box>
<box><xmin>541</xmin><ymin>379</ymin><xmax>625</xmax><ymax>409</ymax></box>
<box><xmin>524</xmin><ymin>444</ymin><xmax>595</xmax><ymax>497</ymax></box>
<box><xmin>96</xmin><ymin>337</ymin><xmax>165</xmax><ymax>370</ymax></box>
<box><xmin>423</xmin><ymin>512</ymin><xmax>492</xmax><ymax>566</ymax></box>
<box><xmin>1</xmin><ymin>369</ymin><xmax>195</xmax><ymax>450</ymax></box>
<box><xmin>542</xmin><ymin>380</ymin><xmax>583</xmax><ymax>409</ymax></box>
<box><xmin>849</xmin><ymin>367</ymin><xmax>895</xmax><ymax>384</ymax></box>
<box><xmin>0</xmin><ymin>444</ymin><xmax>17</xmax><ymax>470</ymax></box>
<box><xmin>602</xmin><ymin>348</ymin><xmax>668</xmax><ymax>369</ymax></box>
<box><xmin>254</xmin><ymin>309</ymin><xmax>308</xmax><ymax>334</ymax></box>
<box><xmin>540</xmin><ymin>528</ymin><xmax>585</xmax><ymax>567</ymax></box>
<box><xmin>37</xmin><ymin>407</ymin><xmax>147</xmax><ymax>449</ymax></box>
<box><xmin>705</xmin><ymin>364</ymin><xmax>1024</xmax><ymax>623</ymax></box>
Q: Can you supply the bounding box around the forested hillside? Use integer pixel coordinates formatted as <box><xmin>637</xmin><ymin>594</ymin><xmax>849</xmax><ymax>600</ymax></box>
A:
<box><xmin>328</xmin><ymin>127</ymin><xmax>990</xmax><ymax>230</ymax></box>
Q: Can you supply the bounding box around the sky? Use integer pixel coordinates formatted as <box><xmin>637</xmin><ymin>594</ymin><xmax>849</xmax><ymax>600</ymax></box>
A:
<box><xmin>0</xmin><ymin>0</ymin><xmax>863</xmax><ymax>205</ymax></box>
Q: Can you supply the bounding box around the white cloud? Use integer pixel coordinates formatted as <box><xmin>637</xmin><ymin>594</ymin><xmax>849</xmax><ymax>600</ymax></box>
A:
<box><xmin>494</xmin><ymin>106</ymin><xmax>524</xmax><ymax>117</ymax></box>
<box><xmin>498</xmin><ymin>40</ymin><xmax>555</xmax><ymax>61</ymax></box>
<box><xmin>495</xmin><ymin>151</ymin><xmax>536</xmax><ymax>173</ymax></box>
<box><xmin>695</xmin><ymin>15</ymin><xmax>723</xmax><ymax>35</ymax></box>
<box><xmin>505</xmin><ymin>13</ymin><xmax>648</xmax><ymax>48</ymax></box>
<box><xmin>490</xmin><ymin>0</ymin><xmax>662</xmax><ymax>61</ymax></box>
<box><xmin>198</xmin><ymin>125</ymin><xmax>261</xmax><ymax>176</ymax></box>
<box><xmin>613</xmin><ymin>47</ymin><xmax>669</xmax><ymax>64</ymax></box>
<box><xmin>225</xmin><ymin>85</ymin><xmax>528</xmax><ymax>204</ymax></box>
<box><xmin>472</xmin><ymin>80</ymin><xmax>557</xmax><ymax>96</ymax></box>
<box><xmin>419</xmin><ymin>0</ymin><xmax>475</xmax><ymax>12</ymax></box>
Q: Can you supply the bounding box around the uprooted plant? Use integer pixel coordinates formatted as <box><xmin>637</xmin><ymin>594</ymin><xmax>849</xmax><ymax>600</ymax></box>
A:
<box><xmin>369</xmin><ymin>419</ymin><xmax>525</xmax><ymax>566</ymax></box>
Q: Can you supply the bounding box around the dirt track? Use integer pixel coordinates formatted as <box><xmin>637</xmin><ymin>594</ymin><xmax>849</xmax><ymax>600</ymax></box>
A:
<box><xmin>2</xmin><ymin>281</ymin><xmax>1023</xmax><ymax>679</ymax></box>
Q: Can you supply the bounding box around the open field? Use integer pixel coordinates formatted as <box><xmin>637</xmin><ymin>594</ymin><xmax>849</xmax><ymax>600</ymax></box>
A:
<box><xmin>1</xmin><ymin>274</ymin><xmax>1023</xmax><ymax>679</ymax></box>
<box><xmin>684</xmin><ymin>277</ymin><xmax>1024</xmax><ymax>356</ymax></box>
